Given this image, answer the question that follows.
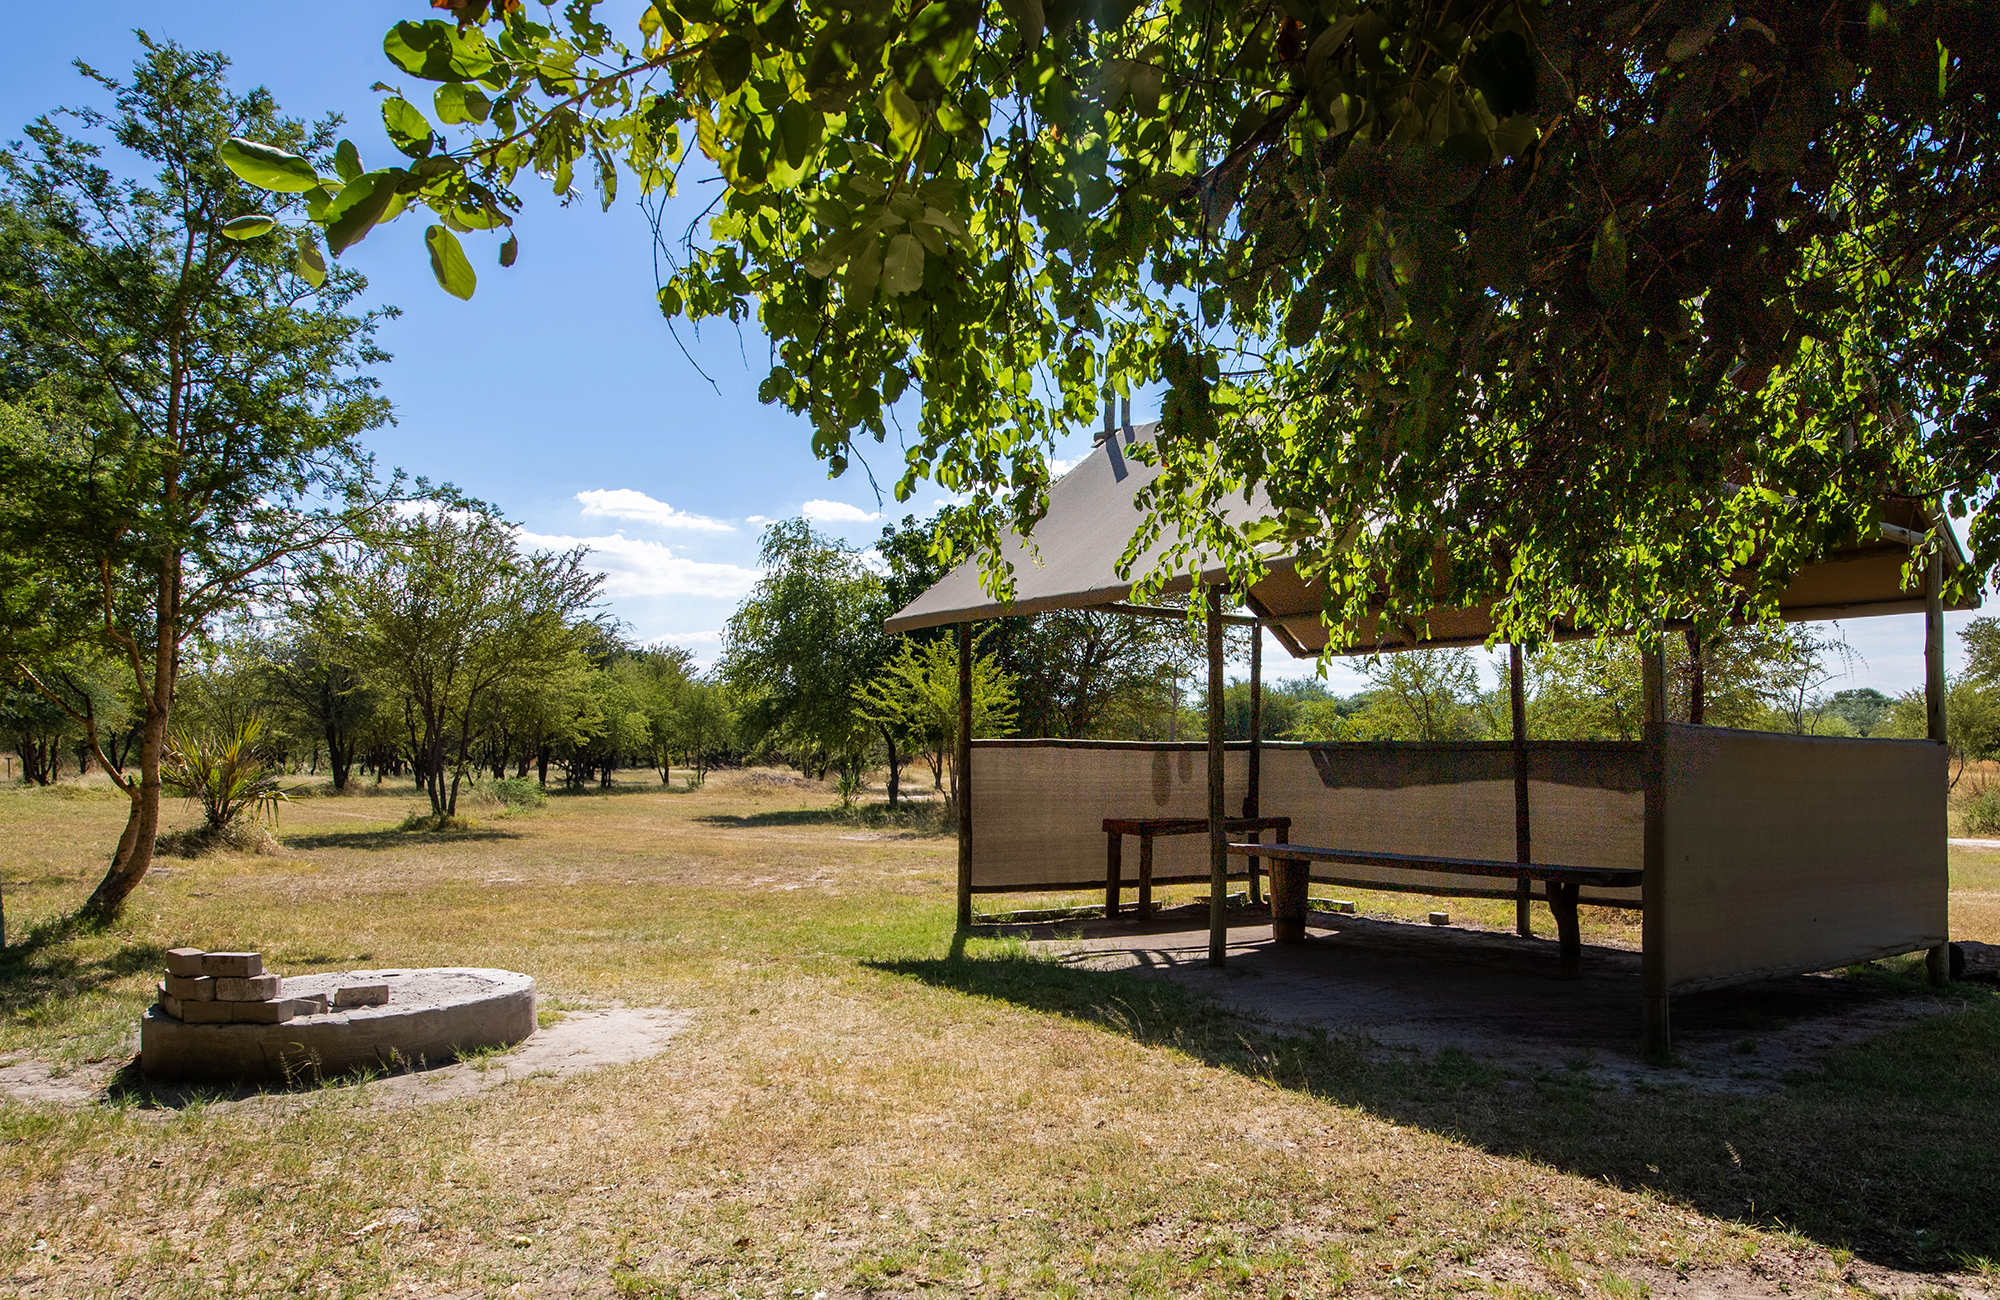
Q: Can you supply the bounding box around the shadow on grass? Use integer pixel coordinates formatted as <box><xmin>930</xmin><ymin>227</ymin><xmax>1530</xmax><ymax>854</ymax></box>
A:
<box><xmin>0</xmin><ymin>919</ymin><xmax>166</xmax><ymax>1021</ymax></box>
<box><xmin>281</xmin><ymin>825</ymin><xmax>523</xmax><ymax>852</ymax></box>
<box><xmin>871</xmin><ymin>950</ymin><xmax>2000</xmax><ymax>1273</ymax></box>
<box><xmin>696</xmin><ymin>803</ymin><xmax>951</xmax><ymax>835</ymax></box>
<box><xmin>101</xmin><ymin>1046</ymin><xmax>477</xmax><ymax>1110</ymax></box>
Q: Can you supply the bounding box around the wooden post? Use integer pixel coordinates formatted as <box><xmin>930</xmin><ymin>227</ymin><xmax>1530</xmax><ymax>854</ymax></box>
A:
<box><xmin>1641</xmin><ymin>630</ymin><xmax>1671</xmax><ymax>1059</ymax></box>
<box><xmin>1245</xmin><ymin>624</ymin><xmax>1264</xmax><ymax>905</ymax></box>
<box><xmin>1105</xmin><ymin>831</ymin><xmax>1122</xmax><ymax>919</ymax></box>
<box><xmin>1926</xmin><ymin>539</ymin><xmax>1952</xmax><ymax>987</ymax></box>
<box><xmin>1510</xmin><ymin>644</ymin><xmax>1532</xmax><ymax>938</ymax></box>
<box><xmin>956</xmin><ymin>621</ymin><xmax>973</xmax><ymax>930</ymax></box>
<box><xmin>1208</xmin><ymin>583</ymin><xmax>1228</xmax><ymax>967</ymax></box>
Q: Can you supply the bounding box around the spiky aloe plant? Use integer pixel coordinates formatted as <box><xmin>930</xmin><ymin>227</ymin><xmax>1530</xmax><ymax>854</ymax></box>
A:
<box><xmin>161</xmin><ymin>719</ymin><xmax>289</xmax><ymax>830</ymax></box>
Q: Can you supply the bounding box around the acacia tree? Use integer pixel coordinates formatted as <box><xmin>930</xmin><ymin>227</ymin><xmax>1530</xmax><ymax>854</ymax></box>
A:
<box><xmin>238</xmin><ymin>2</ymin><xmax>1996</xmax><ymax>649</ymax></box>
<box><xmin>329</xmin><ymin>511</ymin><xmax>604</xmax><ymax>819</ymax></box>
<box><xmin>0</xmin><ymin>42</ymin><xmax>398</xmax><ymax>921</ymax></box>
<box><xmin>259</xmin><ymin>623</ymin><xmax>373</xmax><ymax>791</ymax></box>
<box><xmin>854</xmin><ymin>633</ymin><xmax>1016</xmax><ymax>802</ymax></box>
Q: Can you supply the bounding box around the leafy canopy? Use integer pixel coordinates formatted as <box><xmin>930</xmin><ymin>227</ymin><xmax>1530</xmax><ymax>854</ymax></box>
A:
<box><xmin>237</xmin><ymin>1</ymin><xmax>1997</xmax><ymax>645</ymax></box>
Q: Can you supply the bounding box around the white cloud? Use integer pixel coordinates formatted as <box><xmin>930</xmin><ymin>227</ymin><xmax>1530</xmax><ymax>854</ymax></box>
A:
<box><xmin>576</xmin><ymin>488</ymin><xmax>734</xmax><ymax>533</ymax></box>
<box><xmin>1048</xmin><ymin>455</ymin><xmax>1082</xmax><ymax>478</ymax></box>
<box><xmin>745</xmin><ymin>515</ymin><xmax>770</xmax><ymax>526</ymax></box>
<box><xmin>801</xmin><ymin>499</ymin><xmax>882</xmax><ymax>523</ymax></box>
<box><xmin>516</xmin><ymin>530</ymin><xmax>761</xmax><ymax>600</ymax></box>
<box><xmin>655</xmin><ymin>629</ymin><xmax>722</xmax><ymax>645</ymax></box>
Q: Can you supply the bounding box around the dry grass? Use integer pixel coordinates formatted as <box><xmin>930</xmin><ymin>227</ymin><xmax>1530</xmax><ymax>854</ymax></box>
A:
<box><xmin>0</xmin><ymin>769</ymin><xmax>1994</xmax><ymax>1298</ymax></box>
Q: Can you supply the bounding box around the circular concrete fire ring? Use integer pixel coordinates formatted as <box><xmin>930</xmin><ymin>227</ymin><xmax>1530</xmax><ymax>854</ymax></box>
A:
<box><xmin>139</xmin><ymin>968</ymin><xmax>535</xmax><ymax>1085</ymax></box>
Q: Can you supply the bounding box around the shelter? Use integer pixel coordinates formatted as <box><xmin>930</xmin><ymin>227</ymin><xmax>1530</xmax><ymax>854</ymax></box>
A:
<box><xmin>887</xmin><ymin>419</ymin><xmax>1971</xmax><ymax>1056</ymax></box>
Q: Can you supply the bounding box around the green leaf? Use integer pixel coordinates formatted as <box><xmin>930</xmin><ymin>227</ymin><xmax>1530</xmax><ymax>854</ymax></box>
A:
<box><xmin>708</xmin><ymin>35</ymin><xmax>753</xmax><ymax>93</ymax></box>
<box><xmin>295</xmin><ymin>236</ymin><xmax>328</xmax><ymax>288</ymax></box>
<box><xmin>435</xmin><ymin>82</ymin><xmax>492</xmax><ymax>126</ymax></box>
<box><xmin>382</xmin><ymin>98</ymin><xmax>435</xmax><ymax>159</ymax></box>
<box><xmin>218</xmin><ymin>138</ymin><xmax>320</xmax><ymax>193</ymax></box>
<box><xmin>323</xmin><ymin>173</ymin><xmax>401</xmax><ymax>255</ymax></box>
<box><xmin>499</xmin><ymin>234</ymin><xmax>519</xmax><ymax>268</ymax></box>
<box><xmin>334</xmin><ymin>140</ymin><xmax>363</xmax><ymax>183</ymax></box>
<box><xmin>1588</xmin><ymin>213</ymin><xmax>1627</xmax><ymax>305</ymax></box>
<box><xmin>882</xmin><ymin>232</ymin><xmax>925</xmax><ymax>295</ymax></box>
<box><xmin>425</xmin><ymin>224</ymin><xmax>477</xmax><ymax>299</ymax></box>
<box><xmin>996</xmin><ymin>0</ymin><xmax>1044</xmax><ymax>45</ymax></box>
<box><xmin>220</xmin><ymin>214</ymin><xmax>277</xmax><ymax>240</ymax></box>
<box><xmin>384</xmin><ymin>20</ymin><xmax>495</xmax><ymax>82</ymax></box>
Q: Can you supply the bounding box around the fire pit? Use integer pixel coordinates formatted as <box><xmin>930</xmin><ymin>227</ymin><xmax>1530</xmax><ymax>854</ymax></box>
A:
<box><xmin>139</xmin><ymin>951</ymin><xmax>535</xmax><ymax>1085</ymax></box>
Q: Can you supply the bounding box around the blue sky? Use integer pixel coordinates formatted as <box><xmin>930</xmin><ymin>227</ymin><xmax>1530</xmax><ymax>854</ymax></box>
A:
<box><xmin>2</xmin><ymin>5</ymin><xmax>1986</xmax><ymax>697</ymax></box>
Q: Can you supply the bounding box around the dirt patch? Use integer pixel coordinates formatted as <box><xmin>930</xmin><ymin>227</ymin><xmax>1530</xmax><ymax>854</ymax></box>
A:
<box><xmin>1035</xmin><ymin>909</ymin><xmax>1968</xmax><ymax>1091</ymax></box>
<box><xmin>0</xmin><ymin>1006</ymin><xmax>691</xmax><ymax>1110</ymax></box>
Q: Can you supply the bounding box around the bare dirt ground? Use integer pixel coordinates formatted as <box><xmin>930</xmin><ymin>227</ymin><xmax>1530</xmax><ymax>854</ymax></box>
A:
<box><xmin>0</xmin><ymin>1006</ymin><xmax>691</xmax><ymax>1110</ymax></box>
<box><xmin>1034</xmin><ymin>905</ymin><xmax>1972</xmax><ymax>1090</ymax></box>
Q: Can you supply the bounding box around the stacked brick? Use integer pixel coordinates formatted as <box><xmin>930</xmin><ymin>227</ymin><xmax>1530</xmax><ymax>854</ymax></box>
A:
<box><xmin>154</xmin><ymin>949</ymin><xmax>389</xmax><ymax>1025</ymax></box>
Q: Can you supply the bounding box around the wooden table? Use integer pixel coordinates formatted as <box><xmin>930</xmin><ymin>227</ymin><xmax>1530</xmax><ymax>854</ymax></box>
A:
<box><xmin>1227</xmin><ymin>841</ymin><xmax>1642</xmax><ymax>974</ymax></box>
<box><xmin>1102</xmin><ymin>816</ymin><xmax>1293</xmax><ymax>920</ymax></box>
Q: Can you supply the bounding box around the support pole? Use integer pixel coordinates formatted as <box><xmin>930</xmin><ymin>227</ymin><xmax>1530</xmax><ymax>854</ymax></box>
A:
<box><xmin>1245</xmin><ymin>624</ymin><xmax>1264</xmax><ymax>905</ymax></box>
<box><xmin>1640</xmin><ymin>630</ymin><xmax>1671</xmax><ymax>1060</ymax></box>
<box><xmin>956</xmin><ymin>621</ymin><xmax>973</xmax><ymax>930</ymax></box>
<box><xmin>1925</xmin><ymin>538</ymin><xmax>1952</xmax><ymax>987</ymax></box>
<box><xmin>1207</xmin><ymin>584</ymin><xmax>1228</xmax><ymax>967</ymax></box>
<box><xmin>1510</xmin><ymin>644</ymin><xmax>1532</xmax><ymax>938</ymax></box>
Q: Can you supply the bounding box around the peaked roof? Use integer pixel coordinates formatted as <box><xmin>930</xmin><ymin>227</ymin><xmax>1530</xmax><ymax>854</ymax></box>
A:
<box><xmin>885</xmin><ymin>423</ymin><xmax>1976</xmax><ymax>655</ymax></box>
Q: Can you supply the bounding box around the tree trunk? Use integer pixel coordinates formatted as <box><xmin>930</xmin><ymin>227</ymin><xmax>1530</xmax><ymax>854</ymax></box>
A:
<box><xmin>536</xmin><ymin>745</ymin><xmax>551</xmax><ymax>787</ymax></box>
<box><xmin>80</xmin><ymin>669</ymin><xmax>168</xmax><ymax>921</ymax></box>
<box><xmin>880</xmin><ymin>723</ymin><xmax>900</xmax><ymax>807</ymax></box>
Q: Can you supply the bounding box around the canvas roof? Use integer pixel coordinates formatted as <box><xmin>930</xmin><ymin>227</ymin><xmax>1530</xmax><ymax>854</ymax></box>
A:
<box><xmin>884</xmin><ymin>421</ymin><xmax>1976</xmax><ymax>655</ymax></box>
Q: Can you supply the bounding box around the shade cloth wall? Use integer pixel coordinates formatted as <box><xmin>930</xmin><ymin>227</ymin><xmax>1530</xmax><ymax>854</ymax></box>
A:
<box><xmin>968</xmin><ymin>740</ymin><xmax>1645</xmax><ymax>902</ymax></box>
<box><xmin>1655</xmin><ymin>725</ymin><xmax>1947</xmax><ymax>991</ymax></box>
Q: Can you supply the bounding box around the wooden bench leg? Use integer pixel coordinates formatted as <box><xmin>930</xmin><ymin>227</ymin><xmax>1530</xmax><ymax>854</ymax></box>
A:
<box><xmin>1247</xmin><ymin>835</ymin><xmax>1262</xmax><ymax>907</ymax></box>
<box><xmin>1138</xmin><ymin>834</ymin><xmax>1154</xmax><ymax>922</ymax></box>
<box><xmin>1105</xmin><ymin>832</ymin><xmax>1122</xmax><ymax>920</ymax></box>
<box><xmin>1548</xmin><ymin>882</ymin><xmax>1582</xmax><ymax>979</ymax></box>
<box><xmin>1270</xmin><ymin>857</ymin><xmax>1309</xmax><ymax>943</ymax></box>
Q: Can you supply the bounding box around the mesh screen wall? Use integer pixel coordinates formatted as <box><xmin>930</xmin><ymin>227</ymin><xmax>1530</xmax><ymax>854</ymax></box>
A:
<box><xmin>967</xmin><ymin>741</ymin><xmax>1250</xmax><ymax>890</ymax></box>
<box><xmin>1655</xmin><ymin>725</ymin><xmax>1946</xmax><ymax>991</ymax></box>
<box><xmin>968</xmin><ymin>740</ymin><xmax>1643</xmax><ymax>901</ymax></box>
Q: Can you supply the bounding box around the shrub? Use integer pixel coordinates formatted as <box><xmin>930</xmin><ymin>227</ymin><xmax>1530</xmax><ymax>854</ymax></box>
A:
<box><xmin>161</xmin><ymin>720</ymin><xmax>288</xmax><ymax>830</ymax></box>
<box><xmin>1959</xmin><ymin>785</ymin><xmax>2000</xmax><ymax>836</ymax></box>
<box><xmin>489</xmin><ymin>776</ymin><xmax>546</xmax><ymax>812</ymax></box>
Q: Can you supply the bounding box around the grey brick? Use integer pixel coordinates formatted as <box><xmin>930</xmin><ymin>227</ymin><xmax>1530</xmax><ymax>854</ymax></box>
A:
<box><xmin>215</xmin><ymin>973</ymin><xmax>281</xmax><ymax>1002</ymax></box>
<box><xmin>163</xmin><ymin>948</ymin><xmax>206</xmax><ymax>978</ymax></box>
<box><xmin>196</xmin><ymin>952</ymin><xmax>263</xmax><ymax>978</ymax></box>
<box><xmin>163</xmin><ymin>973</ymin><xmax>216</xmax><ymax>1000</ymax></box>
<box><xmin>333</xmin><ymin>984</ymin><xmax>390</xmax><ymax>1008</ymax></box>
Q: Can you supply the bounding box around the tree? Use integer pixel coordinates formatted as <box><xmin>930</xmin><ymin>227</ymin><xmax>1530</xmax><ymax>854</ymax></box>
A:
<box><xmin>1885</xmin><ymin>679</ymin><xmax>2000</xmax><ymax>790</ymax></box>
<box><xmin>723</xmin><ymin>520</ymin><xmax>891</xmax><ymax>792</ymax></box>
<box><xmin>989</xmin><ymin>610</ymin><xmax>1187</xmax><ymax>739</ymax></box>
<box><xmin>329</xmin><ymin>511</ymin><xmax>603</xmax><ymax>819</ymax></box>
<box><xmin>245</xmin><ymin>3</ymin><xmax>1998</xmax><ymax>652</ymax></box>
<box><xmin>1349</xmin><ymin>650</ymin><xmax>1484</xmax><ymax>741</ymax></box>
<box><xmin>0</xmin><ymin>43</ymin><xmax>398</xmax><ymax>920</ymax></box>
<box><xmin>1221</xmin><ymin>677</ymin><xmax>1336</xmax><ymax>742</ymax></box>
<box><xmin>854</xmin><ymin>633</ymin><xmax>1016</xmax><ymax>801</ymax></box>
<box><xmin>1825</xmin><ymin>687</ymin><xmax>1891</xmax><ymax>739</ymax></box>
<box><xmin>259</xmin><ymin>623</ymin><xmax>373</xmax><ymax>790</ymax></box>
<box><xmin>671</xmin><ymin>677</ymin><xmax>734</xmax><ymax>789</ymax></box>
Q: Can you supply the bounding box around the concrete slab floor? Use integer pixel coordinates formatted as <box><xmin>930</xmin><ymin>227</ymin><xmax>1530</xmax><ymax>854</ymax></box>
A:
<box><xmin>1030</xmin><ymin>909</ymin><xmax>1970</xmax><ymax>1091</ymax></box>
